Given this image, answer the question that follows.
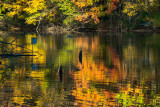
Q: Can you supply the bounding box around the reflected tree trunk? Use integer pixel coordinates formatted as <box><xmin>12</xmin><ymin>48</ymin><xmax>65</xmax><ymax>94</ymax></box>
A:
<box><xmin>159</xmin><ymin>0</ymin><xmax>160</xmax><ymax>12</ymax></box>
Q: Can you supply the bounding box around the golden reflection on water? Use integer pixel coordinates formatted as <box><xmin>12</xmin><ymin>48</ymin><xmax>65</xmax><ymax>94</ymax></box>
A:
<box><xmin>0</xmin><ymin>33</ymin><xmax>160</xmax><ymax>106</ymax></box>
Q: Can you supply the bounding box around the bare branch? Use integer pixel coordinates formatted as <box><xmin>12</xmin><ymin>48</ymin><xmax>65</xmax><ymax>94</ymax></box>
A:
<box><xmin>36</xmin><ymin>6</ymin><xmax>58</xmax><ymax>33</ymax></box>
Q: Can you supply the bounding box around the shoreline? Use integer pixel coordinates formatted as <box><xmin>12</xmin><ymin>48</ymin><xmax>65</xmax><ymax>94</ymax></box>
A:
<box><xmin>0</xmin><ymin>26</ymin><xmax>160</xmax><ymax>34</ymax></box>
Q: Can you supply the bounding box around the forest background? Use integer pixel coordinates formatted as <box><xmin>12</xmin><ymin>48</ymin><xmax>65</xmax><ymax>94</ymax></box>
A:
<box><xmin>0</xmin><ymin>0</ymin><xmax>160</xmax><ymax>32</ymax></box>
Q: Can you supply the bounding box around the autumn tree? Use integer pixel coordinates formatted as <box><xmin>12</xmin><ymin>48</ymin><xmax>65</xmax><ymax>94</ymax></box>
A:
<box><xmin>1</xmin><ymin>0</ymin><xmax>159</xmax><ymax>30</ymax></box>
<box><xmin>0</xmin><ymin>0</ymin><xmax>47</xmax><ymax>26</ymax></box>
<box><xmin>73</xmin><ymin>0</ymin><xmax>111</xmax><ymax>24</ymax></box>
<box><xmin>0</xmin><ymin>0</ymin><xmax>120</xmax><ymax>28</ymax></box>
<box><xmin>53</xmin><ymin>0</ymin><xmax>119</xmax><ymax>26</ymax></box>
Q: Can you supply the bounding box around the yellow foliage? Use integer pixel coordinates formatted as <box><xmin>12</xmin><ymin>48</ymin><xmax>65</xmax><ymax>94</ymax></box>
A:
<box><xmin>24</xmin><ymin>0</ymin><xmax>46</xmax><ymax>14</ymax></box>
<box><xmin>4</xmin><ymin>0</ymin><xmax>46</xmax><ymax>25</ymax></box>
<box><xmin>123</xmin><ymin>2</ymin><xmax>140</xmax><ymax>17</ymax></box>
<box><xmin>73</xmin><ymin>0</ymin><xmax>94</xmax><ymax>8</ymax></box>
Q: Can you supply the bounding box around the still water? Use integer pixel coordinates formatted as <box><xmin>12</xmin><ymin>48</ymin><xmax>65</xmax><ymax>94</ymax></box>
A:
<box><xmin>0</xmin><ymin>32</ymin><xmax>160</xmax><ymax>106</ymax></box>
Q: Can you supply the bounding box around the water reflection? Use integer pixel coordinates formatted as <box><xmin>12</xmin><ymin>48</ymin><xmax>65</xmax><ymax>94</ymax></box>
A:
<box><xmin>0</xmin><ymin>32</ymin><xmax>160</xmax><ymax>106</ymax></box>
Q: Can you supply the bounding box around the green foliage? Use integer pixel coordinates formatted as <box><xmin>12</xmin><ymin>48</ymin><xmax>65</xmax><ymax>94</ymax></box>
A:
<box><xmin>152</xmin><ymin>13</ymin><xmax>160</xmax><ymax>28</ymax></box>
<box><xmin>63</xmin><ymin>16</ymin><xmax>75</xmax><ymax>25</ymax></box>
<box><xmin>57</xmin><ymin>0</ymin><xmax>76</xmax><ymax>15</ymax></box>
<box><xmin>115</xmin><ymin>91</ymin><xmax>144</xmax><ymax>106</ymax></box>
<box><xmin>56</xmin><ymin>0</ymin><xmax>78</xmax><ymax>25</ymax></box>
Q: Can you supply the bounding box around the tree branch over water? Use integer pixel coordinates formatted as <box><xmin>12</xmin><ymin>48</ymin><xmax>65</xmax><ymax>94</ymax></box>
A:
<box><xmin>25</xmin><ymin>6</ymin><xmax>58</xmax><ymax>32</ymax></box>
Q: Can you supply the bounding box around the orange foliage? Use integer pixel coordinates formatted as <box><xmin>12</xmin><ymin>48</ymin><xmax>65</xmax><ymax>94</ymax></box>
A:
<box><xmin>73</xmin><ymin>0</ymin><xmax>103</xmax><ymax>24</ymax></box>
<box><xmin>72</xmin><ymin>54</ymin><xmax>117</xmax><ymax>106</ymax></box>
<box><xmin>106</xmin><ymin>0</ymin><xmax>119</xmax><ymax>13</ymax></box>
<box><xmin>75</xmin><ymin>11</ymin><xmax>100</xmax><ymax>24</ymax></box>
<box><xmin>71</xmin><ymin>36</ymin><xmax>125</xmax><ymax>106</ymax></box>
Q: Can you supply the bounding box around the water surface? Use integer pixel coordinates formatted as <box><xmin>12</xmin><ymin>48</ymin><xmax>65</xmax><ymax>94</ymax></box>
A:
<box><xmin>0</xmin><ymin>32</ymin><xmax>160</xmax><ymax>106</ymax></box>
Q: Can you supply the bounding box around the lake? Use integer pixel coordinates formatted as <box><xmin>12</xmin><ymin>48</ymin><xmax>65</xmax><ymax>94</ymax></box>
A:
<box><xmin>0</xmin><ymin>32</ymin><xmax>160</xmax><ymax>106</ymax></box>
